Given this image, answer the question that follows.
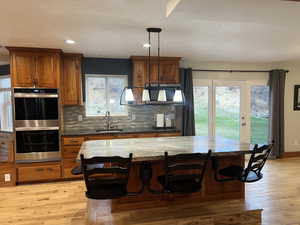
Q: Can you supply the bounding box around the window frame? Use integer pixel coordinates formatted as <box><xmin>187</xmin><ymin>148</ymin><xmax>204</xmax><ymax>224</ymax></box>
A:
<box><xmin>85</xmin><ymin>74</ymin><xmax>128</xmax><ymax>117</ymax></box>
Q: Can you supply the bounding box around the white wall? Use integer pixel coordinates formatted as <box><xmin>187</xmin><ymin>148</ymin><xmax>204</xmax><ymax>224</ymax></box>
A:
<box><xmin>185</xmin><ymin>61</ymin><xmax>300</xmax><ymax>152</ymax></box>
<box><xmin>278</xmin><ymin>61</ymin><xmax>300</xmax><ymax>152</ymax></box>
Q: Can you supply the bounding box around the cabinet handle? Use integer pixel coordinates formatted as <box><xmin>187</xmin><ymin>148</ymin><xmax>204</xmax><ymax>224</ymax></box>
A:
<box><xmin>36</xmin><ymin>168</ymin><xmax>44</xmax><ymax>172</ymax></box>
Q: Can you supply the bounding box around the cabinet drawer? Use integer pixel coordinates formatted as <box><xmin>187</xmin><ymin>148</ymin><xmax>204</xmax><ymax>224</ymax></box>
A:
<box><xmin>157</xmin><ymin>132</ymin><xmax>181</xmax><ymax>137</ymax></box>
<box><xmin>85</xmin><ymin>135</ymin><xmax>115</xmax><ymax>141</ymax></box>
<box><xmin>63</xmin><ymin>159</ymin><xmax>82</xmax><ymax>179</ymax></box>
<box><xmin>62</xmin><ymin>145</ymin><xmax>81</xmax><ymax>159</ymax></box>
<box><xmin>63</xmin><ymin>137</ymin><xmax>84</xmax><ymax>146</ymax></box>
<box><xmin>17</xmin><ymin>164</ymin><xmax>61</xmax><ymax>182</ymax></box>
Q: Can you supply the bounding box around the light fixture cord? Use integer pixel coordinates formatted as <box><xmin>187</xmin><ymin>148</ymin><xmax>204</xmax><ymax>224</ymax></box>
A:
<box><xmin>148</xmin><ymin>30</ymin><xmax>151</xmax><ymax>88</ymax></box>
<box><xmin>158</xmin><ymin>32</ymin><xmax>160</xmax><ymax>89</ymax></box>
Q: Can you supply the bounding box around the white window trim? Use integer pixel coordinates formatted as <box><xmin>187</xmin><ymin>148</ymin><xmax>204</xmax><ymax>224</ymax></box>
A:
<box><xmin>85</xmin><ymin>74</ymin><xmax>128</xmax><ymax>117</ymax></box>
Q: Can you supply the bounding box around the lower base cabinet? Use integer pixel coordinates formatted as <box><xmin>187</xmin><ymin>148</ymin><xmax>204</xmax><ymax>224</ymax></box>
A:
<box><xmin>11</xmin><ymin>132</ymin><xmax>181</xmax><ymax>184</ymax></box>
<box><xmin>0</xmin><ymin>164</ymin><xmax>16</xmax><ymax>186</ymax></box>
<box><xmin>17</xmin><ymin>163</ymin><xmax>61</xmax><ymax>183</ymax></box>
<box><xmin>62</xmin><ymin>159</ymin><xmax>82</xmax><ymax>179</ymax></box>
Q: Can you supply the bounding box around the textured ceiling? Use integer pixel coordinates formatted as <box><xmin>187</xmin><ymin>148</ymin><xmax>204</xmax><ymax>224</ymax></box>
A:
<box><xmin>1</xmin><ymin>0</ymin><xmax>300</xmax><ymax>63</ymax></box>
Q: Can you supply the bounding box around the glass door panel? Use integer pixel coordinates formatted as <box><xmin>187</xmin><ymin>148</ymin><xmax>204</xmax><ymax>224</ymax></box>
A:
<box><xmin>215</xmin><ymin>86</ymin><xmax>241</xmax><ymax>140</ymax></box>
<box><xmin>193</xmin><ymin>86</ymin><xmax>209</xmax><ymax>136</ymax></box>
<box><xmin>250</xmin><ymin>86</ymin><xmax>270</xmax><ymax>144</ymax></box>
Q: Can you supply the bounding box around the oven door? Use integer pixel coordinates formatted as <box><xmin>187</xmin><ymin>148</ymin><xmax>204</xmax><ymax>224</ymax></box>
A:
<box><xmin>16</xmin><ymin>130</ymin><xmax>60</xmax><ymax>162</ymax></box>
<box><xmin>14</xmin><ymin>96</ymin><xmax>58</xmax><ymax>120</ymax></box>
<box><xmin>14</xmin><ymin>90</ymin><xmax>59</xmax><ymax>130</ymax></box>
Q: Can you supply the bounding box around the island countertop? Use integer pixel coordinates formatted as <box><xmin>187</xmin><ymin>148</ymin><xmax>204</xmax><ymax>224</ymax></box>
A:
<box><xmin>78</xmin><ymin>136</ymin><xmax>253</xmax><ymax>162</ymax></box>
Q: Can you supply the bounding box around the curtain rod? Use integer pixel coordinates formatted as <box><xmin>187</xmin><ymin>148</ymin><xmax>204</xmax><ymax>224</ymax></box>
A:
<box><xmin>192</xmin><ymin>69</ymin><xmax>289</xmax><ymax>73</ymax></box>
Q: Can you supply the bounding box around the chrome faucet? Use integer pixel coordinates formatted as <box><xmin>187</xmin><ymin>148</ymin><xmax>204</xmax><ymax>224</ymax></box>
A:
<box><xmin>103</xmin><ymin>111</ymin><xmax>115</xmax><ymax>130</ymax></box>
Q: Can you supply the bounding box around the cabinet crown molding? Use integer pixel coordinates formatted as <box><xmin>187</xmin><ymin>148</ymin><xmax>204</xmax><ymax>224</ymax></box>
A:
<box><xmin>6</xmin><ymin>46</ymin><xmax>63</xmax><ymax>54</ymax></box>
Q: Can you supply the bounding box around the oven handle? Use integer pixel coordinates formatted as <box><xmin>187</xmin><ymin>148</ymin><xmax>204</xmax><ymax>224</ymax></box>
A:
<box><xmin>14</xmin><ymin>93</ymin><xmax>58</xmax><ymax>98</ymax></box>
<box><xmin>15</xmin><ymin>127</ymin><xmax>59</xmax><ymax>131</ymax></box>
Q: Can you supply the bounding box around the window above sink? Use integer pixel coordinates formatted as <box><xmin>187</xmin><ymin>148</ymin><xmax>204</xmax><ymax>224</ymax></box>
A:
<box><xmin>85</xmin><ymin>74</ymin><xmax>128</xmax><ymax>117</ymax></box>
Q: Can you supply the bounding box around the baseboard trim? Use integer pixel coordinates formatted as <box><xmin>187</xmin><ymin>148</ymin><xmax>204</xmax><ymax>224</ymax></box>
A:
<box><xmin>282</xmin><ymin>152</ymin><xmax>300</xmax><ymax>158</ymax></box>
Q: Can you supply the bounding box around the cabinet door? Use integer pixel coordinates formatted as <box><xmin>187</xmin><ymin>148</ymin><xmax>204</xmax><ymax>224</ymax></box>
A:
<box><xmin>11</xmin><ymin>52</ymin><xmax>35</xmax><ymax>87</ymax></box>
<box><xmin>35</xmin><ymin>53</ymin><xmax>60</xmax><ymax>88</ymax></box>
<box><xmin>149</xmin><ymin>62</ymin><xmax>158</xmax><ymax>84</ymax></box>
<box><xmin>132</xmin><ymin>60</ymin><xmax>147</xmax><ymax>103</ymax></box>
<box><xmin>61</xmin><ymin>55</ymin><xmax>82</xmax><ymax>105</ymax></box>
<box><xmin>160</xmin><ymin>61</ymin><xmax>180</xmax><ymax>84</ymax></box>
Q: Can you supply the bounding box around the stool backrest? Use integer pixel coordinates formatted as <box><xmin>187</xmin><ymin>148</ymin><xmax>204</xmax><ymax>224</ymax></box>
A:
<box><xmin>243</xmin><ymin>142</ymin><xmax>273</xmax><ymax>181</ymax></box>
<box><xmin>164</xmin><ymin>150</ymin><xmax>212</xmax><ymax>187</ymax></box>
<box><xmin>80</xmin><ymin>153</ymin><xmax>133</xmax><ymax>191</ymax></box>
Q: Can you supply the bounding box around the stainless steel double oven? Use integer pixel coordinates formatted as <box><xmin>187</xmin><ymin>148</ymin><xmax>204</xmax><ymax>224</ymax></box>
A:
<box><xmin>14</xmin><ymin>88</ymin><xmax>60</xmax><ymax>162</ymax></box>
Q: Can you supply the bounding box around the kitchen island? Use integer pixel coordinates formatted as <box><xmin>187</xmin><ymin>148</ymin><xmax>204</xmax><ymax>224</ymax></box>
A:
<box><xmin>78</xmin><ymin>136</ymin><xmax>253</xmax><ymax>212</ymax></box>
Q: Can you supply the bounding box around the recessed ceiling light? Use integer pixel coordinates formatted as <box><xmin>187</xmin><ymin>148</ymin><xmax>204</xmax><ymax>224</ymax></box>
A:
<box><xmin>143</xmin><ymin>43</ymin><xmax>151</xmax><ymax>48</ymax></box>
<box><xmin>65</xmin><ymin>39</ymin><xmax>75</xmax><ymax>44</ymax></box>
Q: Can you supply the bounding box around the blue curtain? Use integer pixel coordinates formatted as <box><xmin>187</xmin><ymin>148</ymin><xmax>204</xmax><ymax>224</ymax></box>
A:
<box><xmin>269</xmin><ymin>69</ymin><xmax>287</xmax><ymax>158</ymax></box>
<box><xmin>181</xmin><ymin>68</ymin><xmax>195</xmax><ymax>136</ymax></box>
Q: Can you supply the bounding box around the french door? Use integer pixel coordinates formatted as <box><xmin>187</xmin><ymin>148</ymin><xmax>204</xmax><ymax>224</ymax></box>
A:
<box><xmin>193</xmin><ymin>79</ymin><xmax>269</xmax><ymax>144</ymax></box>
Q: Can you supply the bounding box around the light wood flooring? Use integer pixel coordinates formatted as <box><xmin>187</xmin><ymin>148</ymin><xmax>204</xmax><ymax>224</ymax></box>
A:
<box><xmin>1</xmin><ymin>158</ymin><xmax>300</xmax><ymax>225</ymax></box>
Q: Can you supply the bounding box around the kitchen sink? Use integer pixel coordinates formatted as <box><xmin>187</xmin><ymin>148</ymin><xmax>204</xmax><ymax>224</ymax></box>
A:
<box><xmin>95</xmin><ymin>129</ymin><xmax>123</xmax><ymax>134</ymax></box>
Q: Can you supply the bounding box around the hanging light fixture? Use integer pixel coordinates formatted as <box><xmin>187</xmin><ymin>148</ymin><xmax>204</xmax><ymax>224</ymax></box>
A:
<box><xmin>141</xmin><ymin>29</ymin><xmax>151</xmax><ymax>102</ymax></box>
<box><xmin>124</xmin><ymin>88</ymin><xmax>134</xmax><ymax>102</ymax></box>
<box><xmin>173</xmin><ymin>89</ymin><xmax>183</xmax><ymax>102</ymax></box>
<box><xmin>120</xmin><ymin>27</ymin><xmax>185</xmax><ymax>105</ymax></box>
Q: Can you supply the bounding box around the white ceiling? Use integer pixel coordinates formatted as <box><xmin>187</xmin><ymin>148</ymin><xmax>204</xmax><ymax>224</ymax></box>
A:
<box><xmin>1</xmin><ymin>0</ymin><xmax>300</xmax><ymax>64</ymax></box>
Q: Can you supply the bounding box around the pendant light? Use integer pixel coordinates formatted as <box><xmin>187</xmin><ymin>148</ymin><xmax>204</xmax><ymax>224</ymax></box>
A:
<box><xmin>120</xmin><ymin>27</ymin><xmax>185</xmax><ymax>105</ymax></box>
<box><xmin>142</xmin><ymin>29</ymin><xmax>151</xmax><ymax>102</ymax></box>
<box><xmin>173</xmin><ymin>89</ymin><xmax>183</xmax><ymax>102</ymax></box>
<box><xmin>155</xmin><ymin>28</ymin><xmax>167</xmax><ymax>102</ymax></box>
<box><xmin>124</xmin><ymin>88</ymin><xmax>134</xmax><ymax>102</ymax></box>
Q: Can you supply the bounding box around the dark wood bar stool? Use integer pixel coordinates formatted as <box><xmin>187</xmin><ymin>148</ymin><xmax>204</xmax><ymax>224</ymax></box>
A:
<box><xmin>213</xmin><ymin>142</ymin><xmax>273</xmax><ymax>183</ymax></box>
<box><xmin>156</xmin><ymin>150</ymin><xmax>212</xmax><ymax>194</ymax></box>
<box><xmin>80</xmin><ymin>153</ymin><xmax>133</xmax><ymax>199</ymax></box>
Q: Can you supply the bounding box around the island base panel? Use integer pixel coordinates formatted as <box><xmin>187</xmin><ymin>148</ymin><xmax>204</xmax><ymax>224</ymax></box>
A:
<box><xmin>111</xmin><ymin>154</ymin><xmax>245</xmax><ymax>212</ymax></box>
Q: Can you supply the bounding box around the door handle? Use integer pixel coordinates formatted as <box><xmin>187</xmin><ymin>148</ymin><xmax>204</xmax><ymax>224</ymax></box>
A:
<box><xmin>241</xmin><ymin>122</ymin><xmax>247</xmax><ymax>126</ymax></box>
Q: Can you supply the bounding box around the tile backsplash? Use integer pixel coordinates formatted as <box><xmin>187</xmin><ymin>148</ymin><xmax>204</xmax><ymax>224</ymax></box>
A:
<box><xmin>63</xmin><ymin>105</ymin><xmax>177</xmax><ymax>132</ymax></box>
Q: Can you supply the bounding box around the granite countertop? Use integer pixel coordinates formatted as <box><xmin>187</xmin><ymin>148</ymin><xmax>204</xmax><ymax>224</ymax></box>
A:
<box><xmin>62</xmin><ymin>127</ymin><xmax>181</xmax><ymax>136</ymax></box>
<box><xmin>78</xmin><ymin>136</ymin><xmax>253</xmax><ymax>162</ymax></box>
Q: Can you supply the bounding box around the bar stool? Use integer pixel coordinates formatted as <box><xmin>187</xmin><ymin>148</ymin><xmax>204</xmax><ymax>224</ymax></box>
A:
<box><xmin>80</xmin><ymin>153</ymin><xmax>133</xmax><ymax>199</ymax></box>
<box><xmin>156</xmin><ymin>150</ymin><xmax>212</xmax><ymax>194</ymax></box>
<box><xmin>213</xmin><ymin>142</ymin><xmax>273</xmax><ymax>183</ymax></box>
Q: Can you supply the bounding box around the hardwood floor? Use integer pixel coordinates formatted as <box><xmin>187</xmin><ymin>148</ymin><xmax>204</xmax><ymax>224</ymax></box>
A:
<box><xmin>1</xmin><ymin>158</ymin><xmax>300</xmax><ymax>225</ymax></box>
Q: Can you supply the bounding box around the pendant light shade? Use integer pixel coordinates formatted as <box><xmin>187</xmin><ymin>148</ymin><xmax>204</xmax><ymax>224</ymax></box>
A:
<box><xmin>142</xmin><ymin>88</ymin><xmax>150</xmax><ymax>102</ymax></box>
<box><xmin>124</xmin><ymin>88</ymin><xmax>134</xmax><ymax>102</ymax></box>
<box><xmin>158</xmin><ymin>89</ymin><xmax>167</xmax><ymax>102</ymax></box>
<box><xmin>173</xmin><ymin>89</ymin><xmax>184</xmax><ymax>102</ymax></box>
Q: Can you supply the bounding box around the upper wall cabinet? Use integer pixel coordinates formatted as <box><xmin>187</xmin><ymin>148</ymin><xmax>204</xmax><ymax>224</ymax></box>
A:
<box><xmin>7</xmin><ymin>47</ymin><xmax>61</xmax><ymax>88</ymax></box>
<box><xmin>61</xmin><ymin>53</ymin><xmax>83</xmax><ymax>106</ymax></box>
<box><xmin>131</xmin><ymin>56</ymin><xmax>181</xmax><ymax>86</ymax></box>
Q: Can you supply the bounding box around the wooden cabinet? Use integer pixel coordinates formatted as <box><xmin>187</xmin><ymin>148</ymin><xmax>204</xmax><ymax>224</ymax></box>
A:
<box><xmin>131</xmin><ymin>56</ymin><xmax>181</xmax><ymax>86</ymax></box>
<box><xmin>35</xmin><ymin>53</ymin><xmax>60</xmax><ymax>88</ymax></box>
<box><xmin>7</xmin><ymin>47</ymin><xmax>61</xmax><ymax>88</ymax></box>
<box><xmin>63</xmin><ymin>136</ymin><xmax>84</xmax><ymax>146</ymax></box>
<box><xmin>0</xmin><ymin>165</ymin><xmax>16</xmax><ymax>186</ymax></box>
<box><xmin>0</xmin><ymin>133</ymin><xmax>14</xmax><ymax>163</ymax></box>
<box><xmin>61</xmin><ymin>136</ymin><xmax>84</xmax><ymax>179</ymax></box>
<box><xmin>17</xmin><ymin>163</ymin><xmax>61</xmax><ymax>183</ymax></box>
<box><xmin>61</xmin><ymin>53</ymin><xmax>83</xmax><ymax>105</ymax></box>
<box><xmin>10</xmin><ymin>52</ymin><xmax>36</xmax><ymax>87</ymax></box>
